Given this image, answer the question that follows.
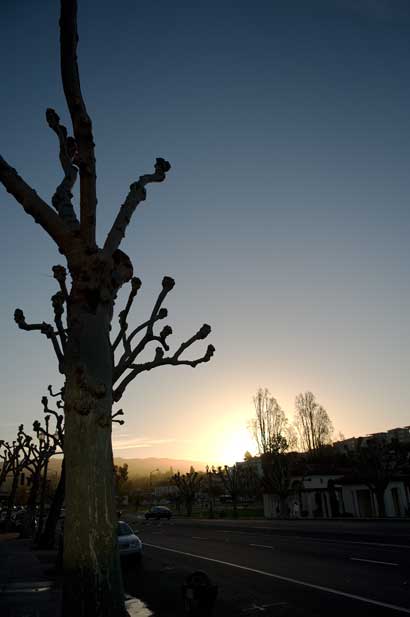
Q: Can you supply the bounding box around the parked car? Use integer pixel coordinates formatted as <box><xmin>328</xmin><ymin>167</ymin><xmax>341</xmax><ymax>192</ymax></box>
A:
<box><xmin>117</xmin><ymin>521</ymin><xmax>143</xmax><ymax>562</ymax></box>
<box><xmin>144</xmin><ymin>506</ymin><xmax>172</xmax><ymax>520</ymax></box>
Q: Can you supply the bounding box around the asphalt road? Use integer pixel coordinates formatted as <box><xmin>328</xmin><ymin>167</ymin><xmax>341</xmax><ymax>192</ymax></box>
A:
<box><xmin>122</xmin><ymin>518</ymin><xmax>410</xmax><ymax>616</ymax></box>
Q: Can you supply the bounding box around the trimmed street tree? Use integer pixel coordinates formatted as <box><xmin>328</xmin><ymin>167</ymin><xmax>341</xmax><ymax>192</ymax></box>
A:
<box><xmin>0</xmin><ymin>2</ymin><xmax>214</xmax><ymax>615</ymax></box>
<box><xmin>172</xmin><ymin>471</ymin><xmax>202</xmax><ymax>517</ymax></box>
<box><xmin>354</xmin><ymin>436</ymin><xmax>401</xmax><ymax>518</ymax></box>
<box><xmin>0</xmin><ymin>427</ymin><xmax>33</xmax><ymax>529</ymax></box>
<box><xmin>216</xmin><ymin>465</ymin><xmax>244</xmax><ymax>518</ymax></box>
<box><xmin>18</xmin><ymin>424</ymin><xmax>57</xmax><ymax>539</ymax></box>
<box><xmin>35</xmin><ymin>390</ymin><xmax>65</xmax><ymax>545</ymax></box>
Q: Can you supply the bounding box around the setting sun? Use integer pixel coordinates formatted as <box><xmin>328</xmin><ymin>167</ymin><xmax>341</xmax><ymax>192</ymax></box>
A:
<box><xmin>214</xmin><ymin>425</ymin><xmax>256</xmax><ymax>466</ymax></box>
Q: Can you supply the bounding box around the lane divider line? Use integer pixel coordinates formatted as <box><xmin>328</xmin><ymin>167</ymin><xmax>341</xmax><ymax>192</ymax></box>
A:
<box><xmin>350</xmin><ymin>557</ymin><xmax>399</xmax><ymax>566</ymax></box>
<box><xmin>198</xmin><ymin>529</ymin><xmax>410</xmax><ymax>550</ymax></box>
<box><xmin>249</xmin><ymin>544</ymin><xmax>275</xmax><ymax>549</ymax></box>
<box><xmin>144</xmin><ymin>542</ymin><xmax>410</xmax><ymax>614</ymax></box>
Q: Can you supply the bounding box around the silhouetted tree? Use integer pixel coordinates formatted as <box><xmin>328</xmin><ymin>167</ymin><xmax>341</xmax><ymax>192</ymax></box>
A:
<box><xmin>1</xmin><ymin>428</ymin><xmax>32</xmax><ymax>529</ymax></box>
<box><xmin>216</xmin><ymin>465</ymin><xmax>244</xmax><ymax>518</ymax></box>
<box><xmin>261</xmin><ymin>444</ymin><xmax>299</xmax><ymax>518</ymax></box>
<box><xmin>36</xmin><ymin>388</ymin><xmax>65</xmax><ymax>547</ymax></box>
<box><xmin>354</xmin><ymin>437</ymin><xmax>402</xmax><ymax>517</ymax></box>
<box><xmin>204</xmin><ymin>465</ymin><xmax>221</xmax><ymax>518</ymax></box>
<box><xmin>0</xmin><ymin>441</ymin><xmax>14</xmax><ymax>492</ymax></box>
<box><xmin>249</xmin><ymin>388</ymin><xmax>297</xmax><ymax>454</ymax></box>
<box><xmin>0</xmin><ymin>2</ymin><xmax>214</xmax><ymax>615</ymax></box>
<box><xmin>19</xmin><ymin>423</ymin><xmax>57</xmax><ymax>538</ymax></box>
<box><xmin>248</xmin><ymin>388</ymin><xmax>298</xmax><ymax>516</ymax></box>
<box><xmin>114</xmin><ymin>463</ymin><xmax>129</xmax><ymax>493</ymax></box>
<box><xmin>294</xmin><ymin>392</ymin><xmax>333</xmax><ymax>453</ymax></box>
<box><xmin>172</xmin><ymin>471</ymin><xmax>202</xmax><ymax>516</ymax></box>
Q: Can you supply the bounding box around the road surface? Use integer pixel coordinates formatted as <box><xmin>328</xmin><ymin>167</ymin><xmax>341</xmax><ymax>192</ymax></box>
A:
<box><xmin>123</xmin><ymin>517</ymin><xmax>410</xmax><ymax>616</ymax></box>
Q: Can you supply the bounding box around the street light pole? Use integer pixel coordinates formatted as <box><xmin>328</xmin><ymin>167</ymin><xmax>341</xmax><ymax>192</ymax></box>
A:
<box><xmin>149</xmin><ymin>468</ymin><xmax>159</xmax><ymax>506</ymax></box>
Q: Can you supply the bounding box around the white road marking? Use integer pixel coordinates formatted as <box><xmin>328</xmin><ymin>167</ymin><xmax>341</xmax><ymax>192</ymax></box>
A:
<box><xmin>249</xmin><ymin>543</ymin><xmax>275</xmax><ymax>549</ymax></box>
<box><xmin>192</xmin><ymin>536</ymin><xmax>208</xmax><ymax>540</ymax></box>
<box><xmin>350</xmin><ymin>557</ymin><xmax>398</xmax><ymax>566</ymax></box>
<box><xmin>246</xmin><ymin>601</ymin><xmax>288</xmax><ymax>612</ymax></box>
<box><xmin>348</xmin><ymin>540</ymin><xmax>409</xmax><ymax>550</ymax></box>
<box><xmin>144</xmin><ymin>543</ymin><xmax>410</xmax><ymax>614</ymax></box>
<box><xmin>190</xmin><ymin>527</ymin><xmax>410</xmax><ymax>550</ymax></box>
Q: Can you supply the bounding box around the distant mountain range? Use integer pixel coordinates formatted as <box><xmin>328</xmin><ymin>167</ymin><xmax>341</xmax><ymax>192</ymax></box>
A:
<box><xmin>47</xmin><ymin>456</ymin><xmax>206</xmax><ymax>478</ymax></box>
<box><xmin>113</xmin><ymin>457</ymin><xmax>206</xmax><ymax>476</ymax></box>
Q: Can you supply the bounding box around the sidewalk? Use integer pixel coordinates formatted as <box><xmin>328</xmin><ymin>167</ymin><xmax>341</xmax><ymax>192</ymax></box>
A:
<box><xmin>0</xmin><ymin>533</ymin><xmax>154</xmax><ymax>617</ymax></box>
<box><xmin>0</xmin><ymin>533</ymin><xmax>60</xmax><ymax>617</ymax></box>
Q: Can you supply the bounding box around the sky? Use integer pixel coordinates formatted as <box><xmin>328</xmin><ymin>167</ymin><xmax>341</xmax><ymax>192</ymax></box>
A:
<box><xmin>1</xmin><ymin>0</ymin><xmax>410</xmax><ymax>465</ymax></box>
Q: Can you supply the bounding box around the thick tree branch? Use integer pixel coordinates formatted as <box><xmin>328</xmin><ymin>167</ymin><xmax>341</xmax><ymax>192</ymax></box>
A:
<box><xmin>51</xmin><ymin>292</ymin><xmax>67</xmax><ymax>351</ymax></box>
<box><xmin>113</xmin><ymin>276</ymin><xmax>174</xmax><ymax>380</ymax></box>
<box><xmin>113</xmin><ymin>333</ymin><xmax>214</xmax><ymax>402</ymax></box>
<box><xmin>0</xmin><ymin>155</ymin><xmax>71</xmax><ymax>252</ymax></box>
<box><xmin>52</xmin><ymin>265</ymin><xmax>69</xmax><ymax>303</ymax></box>
<box><xmin>111</xmin><ymin>277</ymin><xmax>141</xmax><ymax>353</ymax></box>
<box><xmin>48</xmin><ymin>384</ymin><xmax>64</xmax><ymax>399</ymax></box>
<box><xmin>46</xmin><ymin>108</ymin><xmax>79</xmax><ymax>230</ymax></box>
<box><xmin>60</xmin><ymin>0</ymin><xmax>97</xmax><ymax>247</ymax></box>
<box><xmin>111</xmin><ymin>409</ymin><xmax>124</xmax><ymax>426</ymax></box>
<box><xmin>41</xmin><ymin>396</ymin><xmax>65</xmax><ymax>447</ymax></box>
<box><xmin>14</xmin><ymin>309</ymin><xmax>65</xmax><ymax>374</ymax></box>
<box><xmin>103</xmin><ymin>158</ymin><xmax>171</xmax><ymax>255</ymax></box>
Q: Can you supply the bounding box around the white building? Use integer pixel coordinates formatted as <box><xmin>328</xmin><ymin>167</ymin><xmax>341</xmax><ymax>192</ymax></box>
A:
<box><xmin>263</xmin><ymin>472</ymin><xmax>410</xmax><ymax>519</ymax></box>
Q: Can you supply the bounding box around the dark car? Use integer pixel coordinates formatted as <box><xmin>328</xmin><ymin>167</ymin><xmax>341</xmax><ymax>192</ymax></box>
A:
<box><xmin>145</xmin><ymin>506</ymin><xmax>172</xmax><ymax>520</ymax></box>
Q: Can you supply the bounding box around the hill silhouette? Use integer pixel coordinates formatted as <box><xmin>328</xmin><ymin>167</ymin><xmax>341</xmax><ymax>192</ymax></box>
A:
<box><xmin>46</xmin><ymin>455</ymin><xmax>206</xmax><ymax>479</ymax></box>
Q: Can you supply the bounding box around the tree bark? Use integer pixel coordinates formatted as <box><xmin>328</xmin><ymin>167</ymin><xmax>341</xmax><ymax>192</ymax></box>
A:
<box><xmin>62</xmin><ymin>300</ymin><xmax>126</xmax><ymax>617</ymax></box>
<box><xmin>39</xmin><ymin>459</ymin><xmax>65</xmax><ymax>549</ymax></box>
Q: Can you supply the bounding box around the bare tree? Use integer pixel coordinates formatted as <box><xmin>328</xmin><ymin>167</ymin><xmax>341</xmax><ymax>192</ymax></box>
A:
<box><xmin>249</xmin><ymin>388</ymin><xmax>296</xmax><ymax>455</ymax></box>
<box><xmin>216</xmin><ymin>464</ymin><xmax>248</xmax><ymax>518</ymax></box>
<box><xmin>248</xmin><ymin>388</ymin><xmax>300</xmax><ymax>517</ymax></box>
<box><xmin>0</xmin><ymin>428</ymin><xmax>33</xmax><ymax>529</ymax></box>
<box><xmin>0</xmin><ymin>2</ymin><xmax>213</xmax><ymax>615</ymax></box>
<box><xmin>204</xmin><ymin>465</ymin><xmax>221</xmax><ymax>518</ymax></box>
<box><xmin>34</xmin><ymin>390</ymin><xmax>65</xmax><ymax>545</ymax></box>
<box><xmin>172</xmin><ymin>471</ymin><xmax>202</xmax><ymax>517</ymax></box>
<box><xmin>261</xmin><ymin>445</ymin><xmax>301</xmax><ymax>518</ymax></box>
<box><xmin>354</xmin><ymin>437</ymin><xmax>403</xmax><ymax>517</ymax></box>
<box><xmin>18</xmin><ymin>423</ymin><xmax>58</xmax><ymax>539</ymax></box>
<box><xmin>294</xmin><ymin>392</ymin><xmax>333</xmax><ymax>453</ymax></box>
<box><xmin>0</xmin><ymin>441</ymin><xmax>14</xmax><ymax>492</ymax></box>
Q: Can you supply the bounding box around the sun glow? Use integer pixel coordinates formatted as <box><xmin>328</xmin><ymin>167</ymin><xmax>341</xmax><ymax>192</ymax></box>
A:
<box><xmin>214</xmin><ymin>425</ymin><xmax>256</xmax><ymax>466</ymax></box>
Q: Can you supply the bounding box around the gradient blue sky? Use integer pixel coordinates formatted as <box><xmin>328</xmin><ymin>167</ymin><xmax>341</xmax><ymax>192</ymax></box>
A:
<box><xmin>1</xmin><ymin>0</ymin><xmax>410</xmax><ymax>464</ymax></box>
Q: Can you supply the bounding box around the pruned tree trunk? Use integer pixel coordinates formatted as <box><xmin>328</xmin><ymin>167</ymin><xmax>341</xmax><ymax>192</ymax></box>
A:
<box><xmin>0</xmin><ymin>3</ymin><xmax>213</xmax><ymax>615</ymax></box>
<box><xmin>0</xmin><ymin>468</ymin><xmax>8</xmax><ymax>492</ymax></box>
<box><xmin>20</xmin><ymin>471</ymin><xmax>41</xmax><ymax>538</ymax></box>
<box><xmin>62</xmin><ymin>303</ymin><xmax>126</xmax><ymax>617</ymax></box>
<box><xmin>39</xmin><ymin>459</ymin><xmax>65</xmax><ymax>549</ymax></box>
<box><xmin>5</xmin><ymin>473</ymin><xmax>19</xmax><ymax>530</ymax></box>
